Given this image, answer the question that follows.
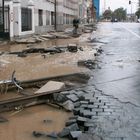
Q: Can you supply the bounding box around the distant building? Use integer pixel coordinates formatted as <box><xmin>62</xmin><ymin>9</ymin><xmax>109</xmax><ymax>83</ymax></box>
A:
<box><xmin>93</xmin><ymin>0</ymin><xmax>100</xmax><ymax>19</ymax></box>
<box><xmin>0</xmin><ymin>0</ymin><xmax>79</xmax><ymax>40</ymax></box>
<box><xmin>79</xmin><ymin>0</ymin><xmax>88</xmax><ymax>23</ymax></box>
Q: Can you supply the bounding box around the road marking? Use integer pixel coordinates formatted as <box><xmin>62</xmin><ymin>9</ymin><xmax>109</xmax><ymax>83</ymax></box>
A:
<box><xmin>119</xmin><ymin>24</ymin><xmax>140</xmax><ymax>39</ymax></box>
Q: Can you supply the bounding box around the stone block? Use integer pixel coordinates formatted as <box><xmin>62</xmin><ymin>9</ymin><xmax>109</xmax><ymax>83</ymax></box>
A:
<box><xmin>80</xmin><ymin>101</ymin><xmax>89</xmax><ymax>104</ymax></box>
<box><xmin>73</xmin><ymin>108</ymin><xmax>80</xmax><ymax>115</ymax></box>
<box><xmin>62</xmin><ymin>100</ymin><xmax>74</xmax><ymax>111</ymax></box>
<box><xmin>67</xmin><ymin>94</ymin><xmax>79</xmax><ymax>102</ymax></box>
<box><xmin>74</xmin><ymin>102</ymin><xmax>81</xmax><ymax>108</ymax></box>
<box><xmin>69</xmin><ymin>116</ymin><xmax>78</xmax><ymax>120</ymax></box>
<box><xmin>53</xmin><ymin>93</ymin><xmax>67</xmax><ymax>103</ymax></box>
<box><xmin>78</xmin><ymin>133</ymin><xmax>102</xmax><ymax>140</ymax></box>
<box><xmin>92</xmin><ymin>108</ymin><xmax>103</xmax><ymax>112</ymax></box>
<box><xmin>66</xmin><ymin>119</ymin><xmax>77</xmax><ymax>126</ymax></box>
<box><xmin>67</xmin><ymin>44</ymin><xmax>78</xmax><ymax>52</ymax></box>
<box><xmin>83</xmin><ymin>110</ymin><xmax>96</xmax><ymax>118</ymax></box>
<box><xmin>59</xmin><ymin>123</ymin><xmax>79</xmax><ymax>137</ymax></box>
<box><xmin>77</xmin><ymin>116</ymin><xmax>87</xmax><ymax>122</ymax></box>
<box><xmin>69</xmin><ymin>131</ymin><xmax>82</xmax><ymax>140</ymax></box>
<box><xmin>97</xmin><ymin>112</ymin><xmax>112</xmax><ymax>116</ymax></box>
<box><xmin>80</xmin><ymin>104</ymin><xmax>88</xmax><ymax>108</ymax></box>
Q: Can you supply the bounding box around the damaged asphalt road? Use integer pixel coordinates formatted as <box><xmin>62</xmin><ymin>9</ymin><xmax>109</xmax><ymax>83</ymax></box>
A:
<box><xmin>1</xmin><ymin>22</ymin><xmax>140</xmax><ymax>140</ymax></box>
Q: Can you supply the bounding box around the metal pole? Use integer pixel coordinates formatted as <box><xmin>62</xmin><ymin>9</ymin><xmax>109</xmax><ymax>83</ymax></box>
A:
<box><xmin>131</xmin><ymin>2</ymin><xmax>132</xmax><ymax>22</ymax></box>
<box><xmin>54</xmin><ymin>0</ymin><xmax>57</xmax><ymax>30</ymax></box>
<box><xmin>2</xmin><ymin>0</ymin><xmax>4</xmax><ymax>32</ymax></box>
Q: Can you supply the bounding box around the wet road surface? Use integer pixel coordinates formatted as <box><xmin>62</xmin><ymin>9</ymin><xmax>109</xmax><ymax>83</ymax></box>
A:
<box><xmin>92</xmin><ymin>22</ymin><xmax>140</xmax><ymax>106</ymax></box>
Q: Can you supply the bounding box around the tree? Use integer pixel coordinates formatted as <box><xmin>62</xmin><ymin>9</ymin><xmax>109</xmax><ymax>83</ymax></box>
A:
<box><xmin>103</xmin><ymin>9</ymin><xmax>112</xmax><ymax>20</ymax></box>
<box><xmin>113</xmin><ymin>8</ymin><xmax>126</xmax><ymax>21</ymax></box>
<box><xmin>135</xmin><ymin>8</ymin><xmax>140</xmax><ymax>18</ymax></box>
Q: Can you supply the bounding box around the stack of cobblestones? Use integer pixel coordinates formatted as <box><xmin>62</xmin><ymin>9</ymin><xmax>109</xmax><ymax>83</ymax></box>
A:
<box><xmin>52</xmin><ymin>86</ymin><xmax>123</xmax><ymax>140</ymax></box>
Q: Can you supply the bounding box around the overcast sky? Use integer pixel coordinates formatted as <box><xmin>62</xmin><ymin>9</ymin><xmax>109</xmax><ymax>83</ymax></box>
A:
<box><xmin>100</xmin><ymin>0</ymin><xmax>138</xmax><ymax>14</ymax></box>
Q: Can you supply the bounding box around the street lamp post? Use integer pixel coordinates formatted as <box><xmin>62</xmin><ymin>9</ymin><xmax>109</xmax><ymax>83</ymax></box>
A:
<box><xmin>129</xmin><ymin>0</ymin><xmax>133</xmax><ymax>21</ymax></box>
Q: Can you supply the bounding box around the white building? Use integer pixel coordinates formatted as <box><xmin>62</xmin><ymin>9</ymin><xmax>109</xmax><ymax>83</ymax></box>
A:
<box><xmin>0</xmin><ymin>0</ymin><xmax>78</xmax><ymax>40</ymax></box>
<box><xmin>79</xmin><ymin>0</ymin><xmax>88</xmax><ymax>23</ymax></box>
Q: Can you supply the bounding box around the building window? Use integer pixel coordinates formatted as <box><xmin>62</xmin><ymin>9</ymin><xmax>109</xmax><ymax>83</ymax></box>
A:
<box><xmin>0</xmin><ymin>8</ymin><xmax>3</xmax><ymax>32</ymax></box>
<box><xmin>51</xmin><ymin>11</ymin><xmax>54</xmax><ymax>25</ymax></box>
<box><xmin>21</xmin><ymin>8</ymin><xmax>32</xmax><ymax>32</ymax></box>
<box><xmin>46</xmin><ymin>11</ymin><xmax>50</xmax><ymax>25</ymax></box>
<box><xmin>38</xmin><ymin>9</ymin><xmax>43</xmax><ymax>26</ymax></box>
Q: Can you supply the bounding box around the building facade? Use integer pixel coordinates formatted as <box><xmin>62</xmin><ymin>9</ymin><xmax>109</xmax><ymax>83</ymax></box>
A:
<box><xmin>93</xmin><ymin>0</ymin><xmax>100</xmax><ymax>19</ymax></box>
<box><xmin>79</xmin><ymin>0</ymin><xmax>88</xmax><ymax>23</ymax></box>
<box><xmin>0</xmin><ymin>0</ymin><xmax>79</xmax><ymax>40</ymax></box>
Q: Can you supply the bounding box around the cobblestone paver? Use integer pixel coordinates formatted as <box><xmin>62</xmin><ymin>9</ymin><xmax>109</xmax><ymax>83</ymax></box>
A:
<box><xmin>58</xmin><ymin>84</ymin><xmax>140</xmax><ymax>140</ymax></box>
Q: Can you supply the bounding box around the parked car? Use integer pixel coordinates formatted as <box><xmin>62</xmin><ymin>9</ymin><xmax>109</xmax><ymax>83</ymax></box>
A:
<box><xmin>111</xmin><ymin>18</ymin><xmax>118</xmax><ymax>22</ymax></box>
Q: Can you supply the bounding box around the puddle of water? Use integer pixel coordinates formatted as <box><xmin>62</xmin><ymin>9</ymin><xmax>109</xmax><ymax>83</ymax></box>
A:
<box><xmin>0</xmin><ymin>105</ymin><xmax>71</xmax><ymax>140</ymax></box>
<box><xmin>0</xmin><ymin>38</ymin><xmax>96</xmax><ymax>81</ymax></box>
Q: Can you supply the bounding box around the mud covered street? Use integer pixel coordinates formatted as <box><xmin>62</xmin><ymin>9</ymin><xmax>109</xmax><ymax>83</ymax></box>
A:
<box><xmin>0</xmin><ymin>22</ymin><xmax>140</xmax><ymax>140</ymax></box>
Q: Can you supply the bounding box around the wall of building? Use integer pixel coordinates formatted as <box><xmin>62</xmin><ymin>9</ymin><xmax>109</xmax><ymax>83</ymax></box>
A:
<box><xmin>79</xmin><ymin>0</ymin><xmax>88</xmax><ymax>23</ymax></box>
<box><xmin>93</xmin><ymin>0</ymin><xmax>100</xmax><ymax>19</ymax></box>
<box><xmin>5</xmin><ymin>0</ymin><xmax>79</xmax><ymax>39</ymax></box>
<box><xmin>0</xmin><ymin>0</ymin><xmax>2</xmax><ymax>6</ymax></box>
<box><xmin>33</xmin><ymin>0</ymin><xmax>55</xmax><ymax>33</ymax></box>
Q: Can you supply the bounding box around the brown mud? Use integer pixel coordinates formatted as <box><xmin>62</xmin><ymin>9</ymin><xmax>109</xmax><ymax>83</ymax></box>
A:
<box><xmin>0</xmin><ymin>104</ymin><xmax>71</xmax><ymax>140</ymax></box>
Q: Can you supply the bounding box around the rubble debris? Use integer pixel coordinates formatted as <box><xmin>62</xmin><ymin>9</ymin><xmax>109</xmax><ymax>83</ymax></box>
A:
<box><xmin>17</xmin><ymin>53</ymin><xmax>27</xmax><ymax>57</ymax></box>
<box><xmin>78</xmin><ymin>134</ymin><xmax>102</xmax><ymax>140</ymax></box>
<box><xmin>78</xmin><ymin>60</ymin><xmax>96</xmax><ymax>69</ymax></box>
<box><xmin>34</xmin><ymin>37</ymin><xmax>43</xmax><ymax>43</ymax></box>
<box><xmin>65</xmin><ymin>119</ymin><xmax>77</xmax><ymax>126</ymax></box>
<box><xmin>66</xmin><ymin>94</ymin><xmax>79</xmax><ymax>102</ymax></box>
<box><xmin>35</xmin><ymin>81</ymin><xmax>65</xmax><ymax>94</ymax></box>
<box><xmin>39</xmin><ymin>36</ymin><xmax>49</xmax><ymax>41</ymax></box>
<box><xmin>32</xmin><ymin>131</ymin><xmax>45</xmax><ymax>138</ymax></box>
<box><xmin>0</xmin><ymin>116</ymin><xmax>8</xmax><ymax>123</ymax></box>
<box><xmin>43</xmin><ymin>119</ymin><xmax>53</xmax><ymax>123</ymax></box>
<box><xmin>58</xmin><ymin>123</ymin><xmax>79</xmax><ymax>137</ymax></box>
<box><xmin>47</xmin><ymin>132</ymin><xmax>58</xmax><ymax>139</ymax></box>
<box><xmin>96</xmin><ymin>47</ymin><xmax>103</xmax><ymax>54</ymax></box>
<box><xmin>15</xmin><ymin>39</ymin><xmax>37</xmax><ymax>44</ymax></box>
<box><xmin>69</xmin><ymin>131</ymin><xmax>82</xmax><ymax>140</ymax></box>
<box><xmin>67</xmin><ymin>44</ymin><xmax>78</xmax><ymax>52</ymax></box>
<box><xmin>9</xmin><ymin>45</ymin><xmax>83</xmax><ymax>57</ymax></box>
<box><xmin>49</xmin><ymin>33</ymin><xmax>70</xmax><ymax>39</ymax></box>
<box><xmin>0</xmin><ymin>51</ymin><xmax>4</xmax><ymax>55</ymax></box>
<box><xmin>61</xmin><ymin>100</ymin><xmax>74</xmax><ymax>111</ymax></box>
<box><xmin>0</xmin><ymin>72</ymin><xmax>89</xmax><ymax>94</ymax></box>
<box><xmin>22</xmin><ymin>48</ymin><xmax>45</xmax><ymax>54</ymax></box>
<box><xmin>41</xmin><ymin>34</ymin><xmax>56</xmax><ymax>39</ymax></box>
<box><xmin>53</xmin><ymin>93</ymin><xmax>68</xmax><ymax>103</ymax></box>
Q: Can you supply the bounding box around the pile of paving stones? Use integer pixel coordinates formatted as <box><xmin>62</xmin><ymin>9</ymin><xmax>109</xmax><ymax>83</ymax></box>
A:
<box><xmin>32</xmin><ymin>84</ymin><xmax>125</xmax><ymax>140</ymax></box>
<box><xmin>48</xmin><ymin>86</ymin><xmax>121</xmax><ymax>140</ymax></box>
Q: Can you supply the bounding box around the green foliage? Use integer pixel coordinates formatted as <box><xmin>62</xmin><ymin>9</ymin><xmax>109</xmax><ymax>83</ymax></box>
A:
<box><xmin>135</xmin><ymin>8</ymin><xmax>140</xmax><ymax>18</ymax></box>
<box><xmin>113</xmin><ymin>7</ymin><xmax>126</xmax><ymax>21</ymax></box>
<box><xmin>103</xmin><ymin>9</ymin><xmax>112</xmax><ymax>19</ymax></box>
